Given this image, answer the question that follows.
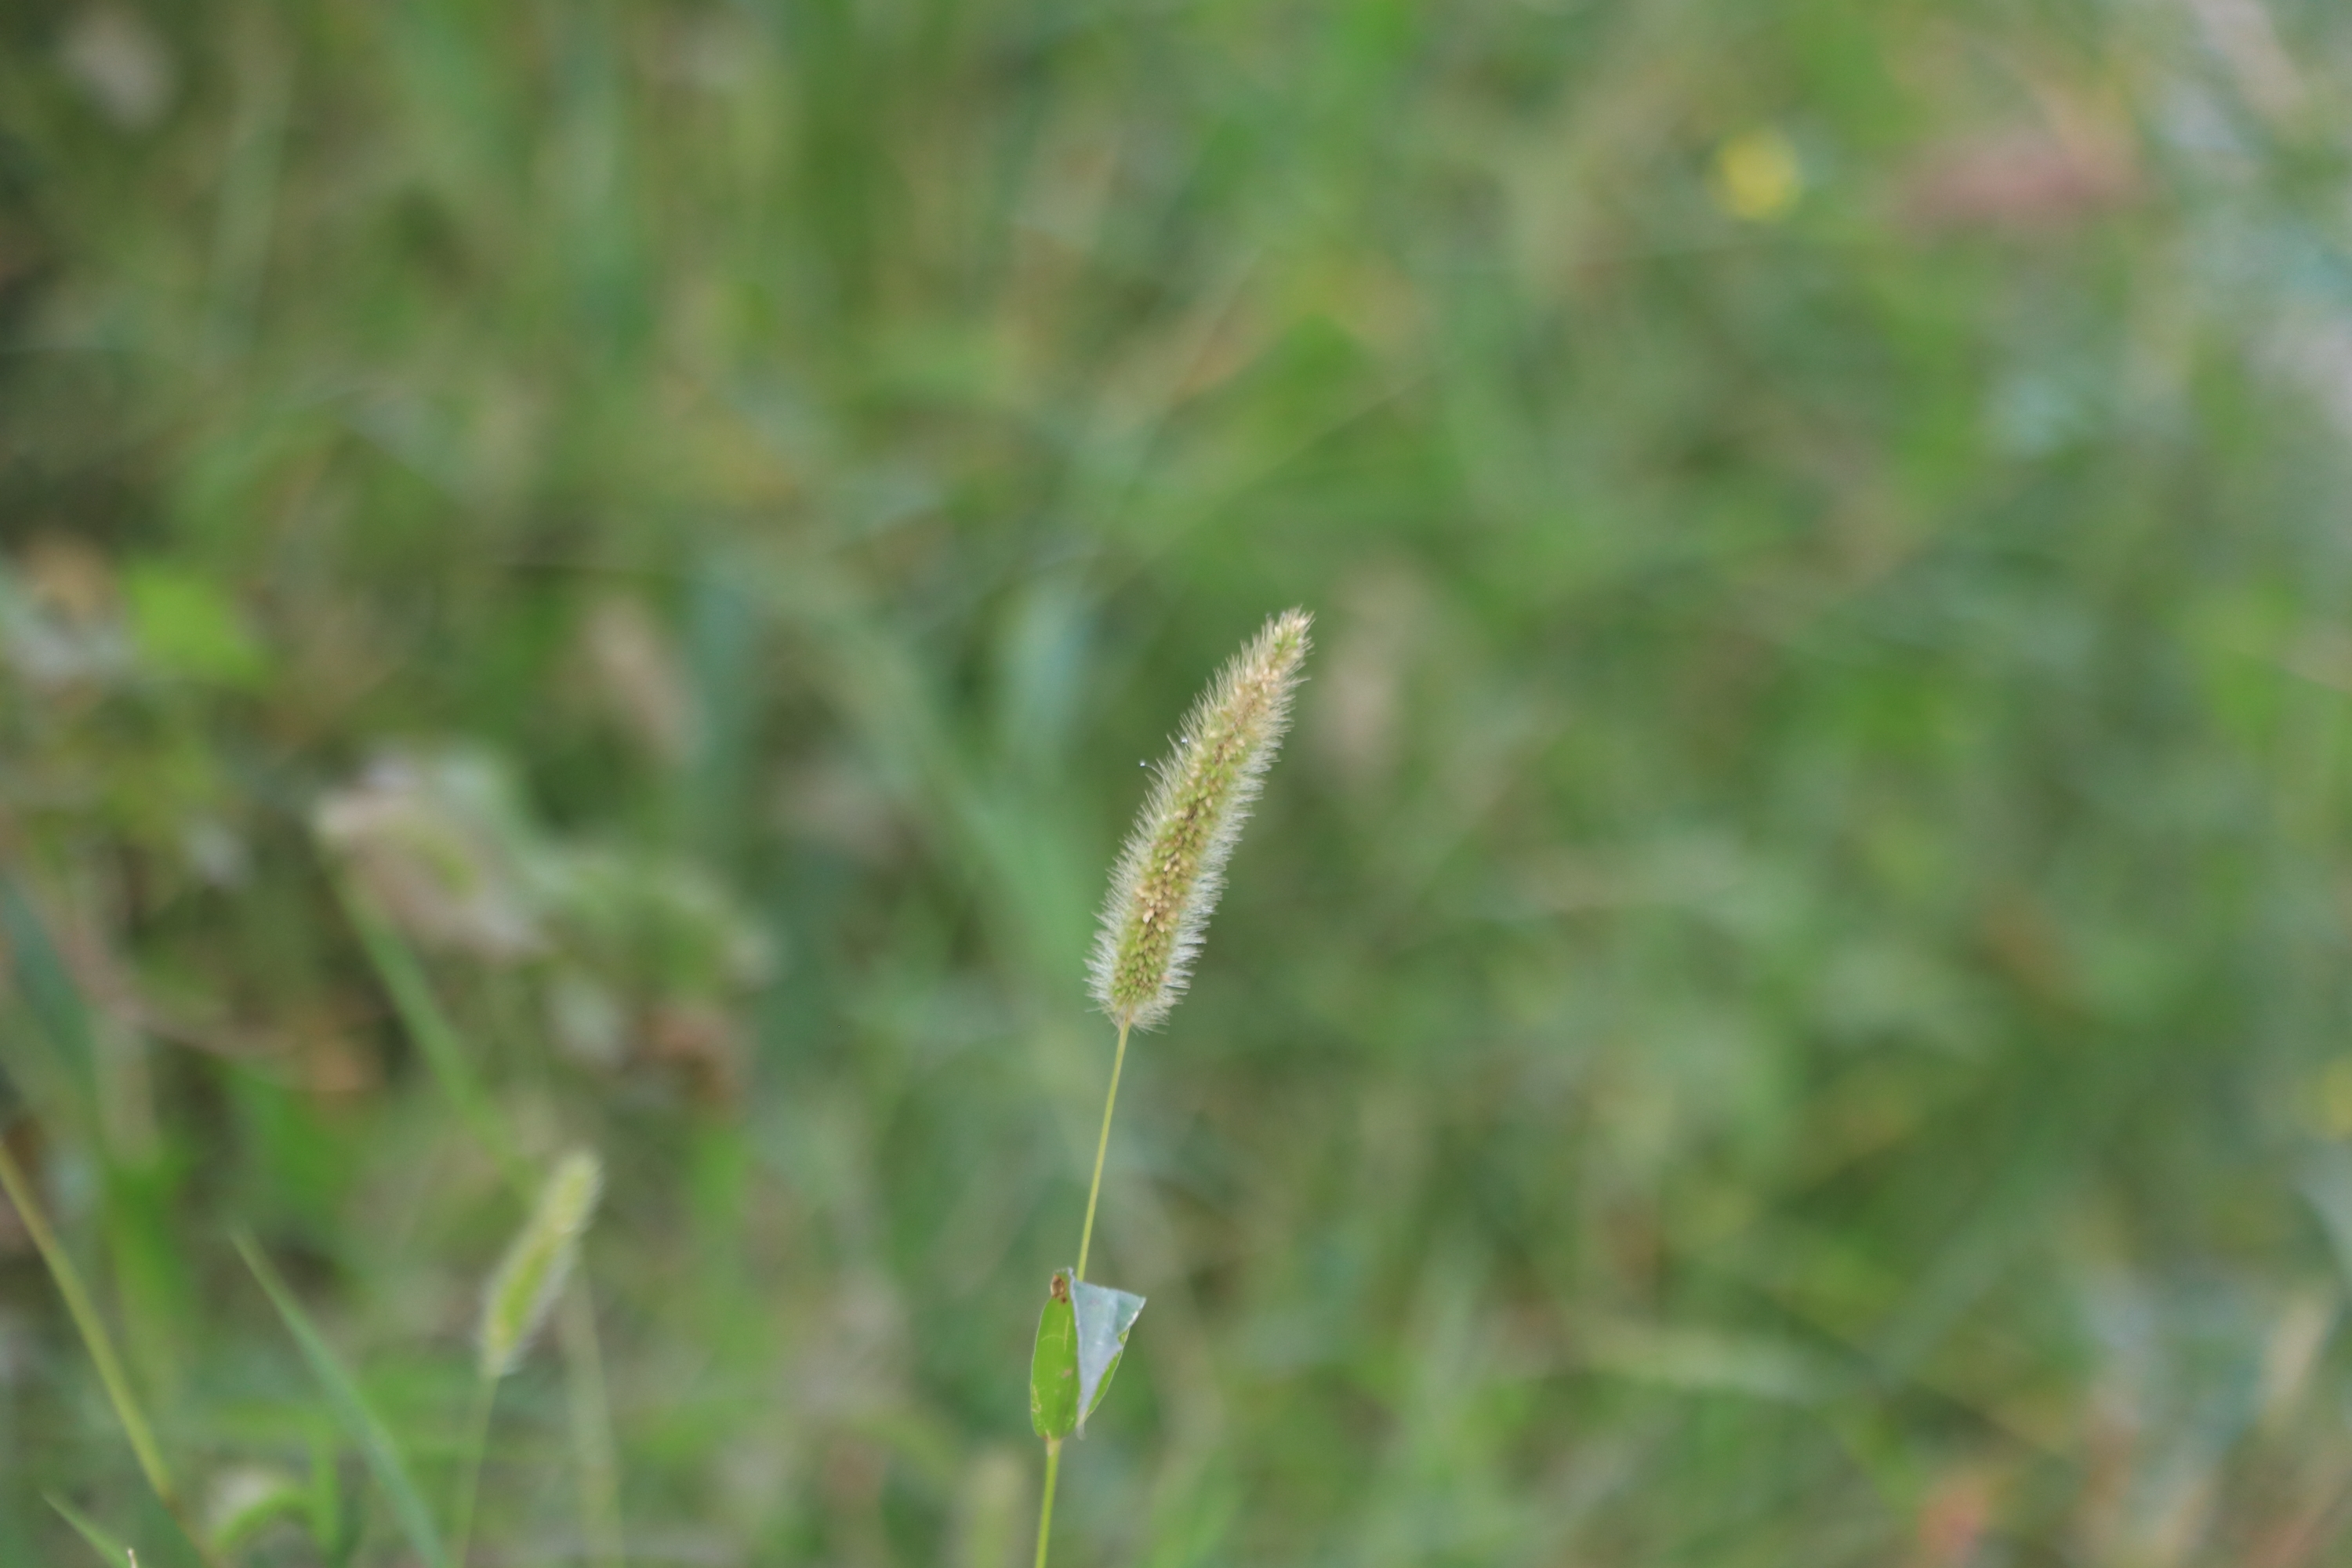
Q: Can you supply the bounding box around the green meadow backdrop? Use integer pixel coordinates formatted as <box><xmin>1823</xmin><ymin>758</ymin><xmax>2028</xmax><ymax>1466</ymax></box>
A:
<box><xmin>7</xmin><ymin>0</ymin><xmax>2352</xmax><ymax>1562</ymax></box>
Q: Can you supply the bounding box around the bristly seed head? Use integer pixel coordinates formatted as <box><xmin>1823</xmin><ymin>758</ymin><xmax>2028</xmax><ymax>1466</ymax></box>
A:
<box><xmin>477</xmin><ymin>1149</ymin><xmax>603</xmax><ymax>1380</ymax></box>
<box><xmin>1090</xmin><ymin>608</ymin><xmax>1311</xmax><ymax>1030</ymax></box>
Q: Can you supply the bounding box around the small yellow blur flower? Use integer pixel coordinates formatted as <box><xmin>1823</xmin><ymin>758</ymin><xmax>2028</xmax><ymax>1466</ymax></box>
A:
<box><xmin>1711</xmin><ymin>127</ymin><xmax>1802</xmax><ymax>223</ymax></box>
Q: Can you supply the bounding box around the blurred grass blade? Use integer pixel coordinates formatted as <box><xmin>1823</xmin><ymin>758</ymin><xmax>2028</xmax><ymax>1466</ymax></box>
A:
<box><xmin>233</xmin><ymin>1232</ymin><xmax>452</xmax><ymax>1568</ymax></box>
<box><xmin>0</xmin><ymin>872</ymin><xmax>98</xmax><ymax>1110</ymax></box>
<box><xmin>309</xmin><ymin>1434</ymin><xmax>361</xmax><ymax>1568</ymax></box>
<box><xmin>2301</xmin><ymin>1147</ymin><xmax>2352</xmax><ymax>1287</ymax></box>
<box><xmin>558</xmin><ymin>1281</ymin><xmax>626</xmax><ymax>1568</ymax></box>
<box><xmin>46</xmin><ymin>1492</ymin><xmax>132</xmax><ymax>1565</ymax></box>
<box><xmin>332</xmin><ymin>880</ymin><xmax>523</xmax><ymax>1184</ymax></box>
<box><xmin>1578</xmin><ymin>1317</ymin><xmax>1837</xmax><ymax>1403</ymax></box>
<box><xmin>0</xmin><ymin>1141</ymin><xmax>176</xmax><ymax>1512</ymax></box>
<box><xmin>204</xmin><ymin>1465</ymin><xmax>307</xmax><ymax>1554</ymax></box>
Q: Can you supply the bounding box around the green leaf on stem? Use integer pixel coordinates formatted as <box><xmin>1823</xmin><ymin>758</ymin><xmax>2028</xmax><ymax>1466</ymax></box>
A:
<box><xmin>1029</xmin><ymin>1269</ymin><xmax>1145</xmax><ymax>1441</ymax></box>
<box><xmin>1030</xmin><ymin>1272</ymin><xmax>1078</xmax><ymax>1440</ymax></box>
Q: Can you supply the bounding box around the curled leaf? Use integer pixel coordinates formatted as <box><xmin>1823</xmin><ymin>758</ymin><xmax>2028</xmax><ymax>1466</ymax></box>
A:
<box><xmin>1069</xmin><ymin>1276</ymin><xmax>1145</xmax><ymax>1435</ymax></box>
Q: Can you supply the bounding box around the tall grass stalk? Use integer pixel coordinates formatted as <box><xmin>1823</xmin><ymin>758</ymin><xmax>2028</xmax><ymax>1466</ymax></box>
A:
<box><xmin>236</xmin><ymin>1230</ymin><xmax>453</xmax><ymax>1568</ymax></box>
<box><xmin>332</xmin><ymin>877</ymin><xmax>527</xmax><ymax>1184</ymax></box>
<box><xmin>1034</xmin><ymin>610</ymin><xmax>1309</xmax><ymax>1568</ymax></box>
<box><xmin>455</xmin><ymin>1149</ymin><xmax>604</xmax><ymax>1566</ymax></box>
<box><xmin>327</xmin><ymin>869</ymin><xmax>627</xmax><ymax>1565</ymax></box>
<box><xmin>448</xmin><ymin>1377</ymin><xmax>498</xmax><ymax>1568</ymax></box>
<box><xmin>0</xmin><ymin>1140</ymin><xmax>221</xmax><ymax>1566</ymax></box>
<box><xmin>558</xmin><ymin>1279</ymin><xmax>627</xmax><ymax>1568</ymax></box>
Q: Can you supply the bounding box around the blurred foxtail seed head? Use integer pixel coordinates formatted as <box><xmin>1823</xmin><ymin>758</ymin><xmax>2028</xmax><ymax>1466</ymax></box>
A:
<box><xmin>478</xmin><ymin>1149</ymin><xmax>603</xmax><ymax>1380</ymax></box>
<box><xmin>1091</xmin><ymin>609</ymin><xmax>1311</xmax><ymax>1030</ymax></box>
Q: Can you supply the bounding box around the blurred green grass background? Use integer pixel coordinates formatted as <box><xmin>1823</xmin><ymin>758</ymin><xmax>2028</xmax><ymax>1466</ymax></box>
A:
<box><xmin>6</xmin><ymin>0</ymin><xmax>2352</xmax><ymax>1562</ymax></box>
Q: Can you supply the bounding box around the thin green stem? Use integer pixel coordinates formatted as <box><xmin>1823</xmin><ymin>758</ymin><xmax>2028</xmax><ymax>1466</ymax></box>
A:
<box><xmin>448</xmin><ymin>1374</ymin><xmax>499</xmax><ymax>1568</ymax></box>
<box><xmin>0</xmin><ymin>1144</ymin><xmax>164</xmax><ymax>1497</ymax></box>
<box><xmin>1033</xmin><ymin>1438</ymin><xmax>1062</xmax><ymax>1568</ymax></box>
<box><xmin>1036</xmin><ymin>1024</ymin><xmax>1129</xmax><ymax>1568</ymax></box>
<box><xmin>559</xmin><ymin>1276</ymin><xmax>626</xmax><ymax>1568</ymax></box>
<box><xmin>1073</xmin><ymin>1022</ymin><xmax>1130</xmax><ymax>1283</ymax></box>
<box><xmin>333</xmin><ymin>878</ymin><xmax>527</xmax><ymax>1186</ymax></box>
<box><xmin>0</xmin><ymin>1139</ymin><xmax>224</xmax><ymax>1566</ymax></box>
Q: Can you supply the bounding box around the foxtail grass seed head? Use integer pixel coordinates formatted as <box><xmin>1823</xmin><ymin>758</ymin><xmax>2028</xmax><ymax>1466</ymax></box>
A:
<box><xmin>477</xmin><ymin>1149</ymin><xmax>603</xmax><ymax>1380</ymax></box>
<box><xmin>1090</xmin><ymin>608</ymin><xmax>1310</xmax><ymax>1030</ymax></box>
